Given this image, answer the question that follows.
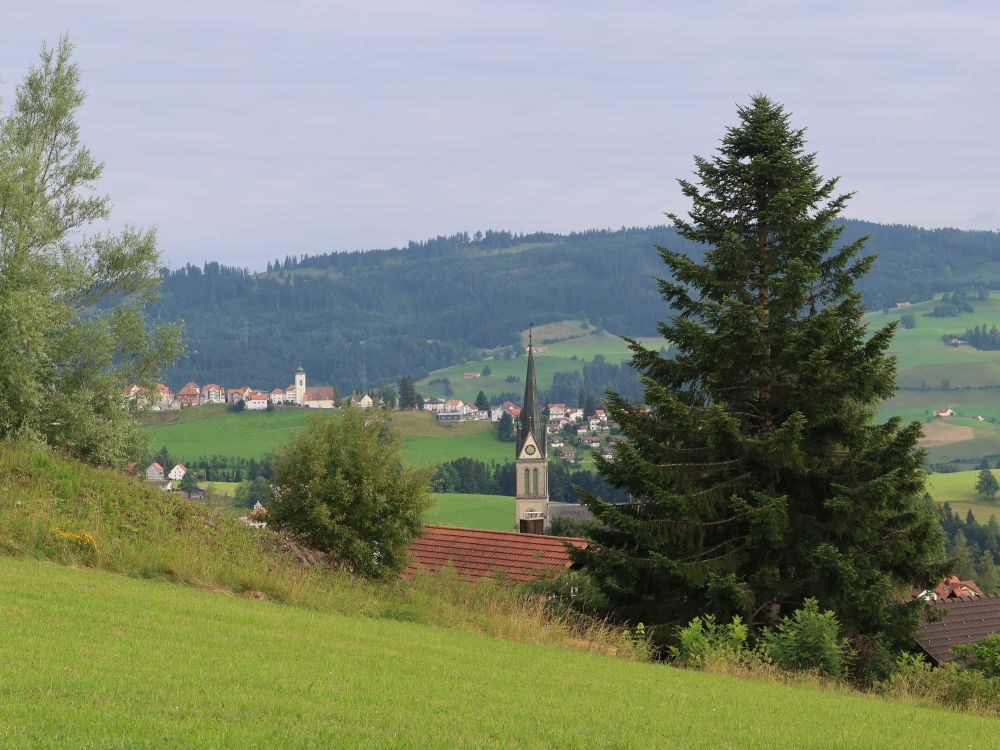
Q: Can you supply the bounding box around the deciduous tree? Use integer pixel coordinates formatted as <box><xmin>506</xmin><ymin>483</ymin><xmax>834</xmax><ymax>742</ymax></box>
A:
<box><xmin>268</xmin><ymin>409</ymin><xmax>430</xmax><ymax>577</ymax></box>
<box><xmin>0</xmin><ymin>38</ymin><xmax>181</xmax><ymax>467</ymax></box>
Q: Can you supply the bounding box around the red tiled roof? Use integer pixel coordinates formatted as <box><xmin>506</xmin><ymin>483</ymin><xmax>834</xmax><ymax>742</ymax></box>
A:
<box><xmin>935</xmin><ymin>576</ymin><xmax>985</xmax><ymax>600</ymax></box>
<box><xmin>150</xmin><ymin>462</ymin><xmax>163</xmax><ymax>471</ymax></box>
<box><xmin>915</xmin><ymin>595</ymin><xmax>1000</xmax><ymax>663</ymax></box>
<box><xmin>305</xmin><ymin>386</ymin><xmax>335</xmax><ymax>401</ymax></box>
<box><xmin>404</xmin><ymin>525</ymin><xmax>586</xmax><ymax>582</ymax></box>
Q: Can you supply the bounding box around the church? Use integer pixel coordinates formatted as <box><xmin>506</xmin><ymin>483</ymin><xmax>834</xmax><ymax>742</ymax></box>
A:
<box><xmin>515</xmin><ymin>335</ymin><xmax>549</xmax><ymax>533</ymax></box>
<box><xmin>292</xmin><ymin>367</ymin><xmax>335</xmax><ymax>408</ymax></box>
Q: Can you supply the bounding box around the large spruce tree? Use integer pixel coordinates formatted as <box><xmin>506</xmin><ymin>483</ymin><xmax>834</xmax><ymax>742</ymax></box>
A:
<box><xmin>576</xmin><ymin>96</ymin><xmax>945</xmax><ymax>649</ymax></box>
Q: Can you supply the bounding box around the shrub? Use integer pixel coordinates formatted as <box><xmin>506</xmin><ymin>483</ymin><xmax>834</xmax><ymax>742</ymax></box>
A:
<box><xmin>764</xmin><ymin>598</ymin><xmax>853</xmax><ymax>678</ymax></box>
<box><xmin>268</xmin><ymin>408</ymin><xmax>430</xmax><ymax>578</ymax></box>
<box><xmin>670</xmin><ymin>614</ymin><xmax>749</xmax><ymax>668</ymax></box>
<box><xmin>876</xmin><ymin>652</ymin><xmax>1000</xmax><ymax>715</ymax></box>
<box><xmin>952</xmin><ymin>633</ymin><xmax>1000</xmax><ymax>679</ymax></box>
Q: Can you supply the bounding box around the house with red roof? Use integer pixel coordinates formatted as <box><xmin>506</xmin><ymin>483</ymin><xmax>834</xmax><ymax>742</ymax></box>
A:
<box><xmin>176</xmin><ymin>382</ymin><xmax>201</xmax><ymax>407</ymax></box>
<box><xmin>167</xmin><ymin>463</ymin><xmax>187</xmax><ymax>481</ymax></box>
<box><xmin>404</xmin><ymin>525</ymin><xmax>586</xmax><ymax>582</ymax></box>
<box><xmin>145</xmin><ymin>462</ymin><xmax>164</xmax><ymax>481</ymax></box>
<box><xmin>244</xmin><ymin>391</ymin><xmax>270</xmax><ymax>411</ymax></box>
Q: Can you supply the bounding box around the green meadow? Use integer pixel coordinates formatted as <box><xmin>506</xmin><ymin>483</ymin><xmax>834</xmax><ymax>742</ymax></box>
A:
<box><xmin>4</xmin><ymin>556</ymin><xmax>998</xmax><ymax>748</ymax></box>
<box><xmin>144</xmin><ymin>408</ymin><xmax>511</xmax><ymax>468</ymax></box>
<box><xmin>426</xmin><ymin>492</ymin><xmax>513</xmax><ymax>530</ymax></box>
<box><xmin>415</xmin><ymin>328</ymin><xmax>663</xmax><ymax>402</ymax></box>
<box><xmin>927</xmin><ymin>469</ymin><xmax>1000</xmax><ymax>523</ymax></box>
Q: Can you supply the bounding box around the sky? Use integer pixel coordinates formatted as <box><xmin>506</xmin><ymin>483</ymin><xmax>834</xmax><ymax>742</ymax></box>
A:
<box><xmin>2</xmin><ymin>1</ymin><xmax>998</xmax><ymax>268</ymax></box>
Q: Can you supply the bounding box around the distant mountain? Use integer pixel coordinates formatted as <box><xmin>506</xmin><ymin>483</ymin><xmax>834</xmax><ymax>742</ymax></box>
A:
<box><xmin>149</xmin><ymin>221</ymin><xmax>1000</xmax><ymax>393</ymax></box>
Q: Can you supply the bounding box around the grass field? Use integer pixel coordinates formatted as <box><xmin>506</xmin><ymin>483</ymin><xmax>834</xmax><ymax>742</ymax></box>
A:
<box><xmin>415</xmin><ymin>328</ymin><xmax>663</xmax><ymax>402</ymax></box>
<box><xmin>427</xmin><ymin>492</ymin><xmax>513</xmax><ymax>530</ymax></box>
<box><xmin>927</xmin><ymin>469</ymin><xmax>1000</xmax><ymax>522</ymax></box>
<box><xmin>144</xmin><ymin>408</ymin><xmax>511</xmax><ymax>468</ymax></box>
<box><xmin>4</xmin><ymin>556</ymin><xmax>997</xmax><ymax>748</ymax></box>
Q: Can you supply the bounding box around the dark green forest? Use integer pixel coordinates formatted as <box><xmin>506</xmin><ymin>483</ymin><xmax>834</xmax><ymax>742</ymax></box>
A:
<box><xmin>151</xmin><ymin>221</ymin><xmax>1000</xmax><ymax>392</ymax></box>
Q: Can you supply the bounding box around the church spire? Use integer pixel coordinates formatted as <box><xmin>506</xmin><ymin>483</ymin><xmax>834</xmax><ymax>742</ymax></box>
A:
<box><xmin>518</xmin><ymin>325</ymin><xmax>544</xmax><ymax>456</ymax></box>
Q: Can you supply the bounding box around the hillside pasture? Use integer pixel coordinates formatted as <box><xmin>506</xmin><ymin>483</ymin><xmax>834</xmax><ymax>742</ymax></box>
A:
<box><xmin>416</xmin><ymin>329</ymin><xmax>664</xmax><ymax>402</ymax></box>
<box><xmin>143</xmin><ymin>408</ymin><xmax>512</xmax><ymax>468</ymax></box>
<box><xmin>926</xmin><ymin>469</ymin><xmax>1000</xmax><ymax>523</ymax></box>
<box><xmin>4</xmin><ymin>557</ymin><xmax>998</xmax><ymax>748</ymax></box>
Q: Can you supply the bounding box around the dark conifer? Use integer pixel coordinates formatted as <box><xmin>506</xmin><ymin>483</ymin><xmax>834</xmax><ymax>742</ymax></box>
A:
<box><xmin>575</xmin><ymin>96</ymin><xmax>945</xmax><ymax>649</ymax></box>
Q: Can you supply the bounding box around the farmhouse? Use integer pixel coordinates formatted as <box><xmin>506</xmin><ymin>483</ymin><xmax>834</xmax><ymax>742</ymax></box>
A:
<box><xmin>547</xmin><ymin>403</ymin><xmax>567</xmax><ymax>419</ymax></box>
<box><xmin>933</xmin><ymin>408</ymin><xmax>956</xmax><ymax>418</ymax></box>
<box><xmin>351</xmin><ymin>393</ymin><xmax>374</xmax><ymax>409</ymax></box>
<box><xmin>462</xmin><ymin>371</ymin><xmax>480</xmax><ymax>380</ymax></box>
<box><xmin>145</xmin><ymin>462</ymin><xmax>164</xmax><ymax>481</ymax></box>
<box><xmin>167</xmin><ymin>464</ymin><xmax>187</xmax><ymax>481</ymax></box>
<box><xmin>556</xmin><ymin>449</ymin><xmax>577</xmax><ymax>463</ymax></box>
<box><xmin>404</xmin><ymin>525</ymin><xmax>586</xmax><ymax>582</ymax></box>
<box><xmin>423</xmin><ymin>398</ymin><xmax>446</xmax><ymax>413</ymax></box>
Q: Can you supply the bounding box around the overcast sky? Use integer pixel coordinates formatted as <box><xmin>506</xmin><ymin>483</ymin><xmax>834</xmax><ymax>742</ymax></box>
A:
<box><xmin>2</xmin><ymin>1</ymin><xmax>998</xmax><ymax>268</ymax></box>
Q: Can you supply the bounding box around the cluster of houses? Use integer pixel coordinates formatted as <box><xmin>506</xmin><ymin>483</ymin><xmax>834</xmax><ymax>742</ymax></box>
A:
<box><xmin>126</xmin><ymin>368</ymin><xmax>358</xmax><ymax>412</ymax></box>
<box><xmin>142</xmin><ymin>461</ymin><xmax>204</xmax><ymax>496</ymax></box>
<box><xmin>932</xmin><ymin>407</ymin><xmax>987</xmax><ymax>422</ymax></box>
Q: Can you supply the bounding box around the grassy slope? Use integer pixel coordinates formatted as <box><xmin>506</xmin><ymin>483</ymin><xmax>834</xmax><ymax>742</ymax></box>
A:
<box><xmin>427</xmin><ymin>493</ymin><xmax>513</xmax><ymax>530</ymax></box>
<box><xmin>870</xmin><ymin>294</ymin><xmax>1000</xmax><ymax>465</ymax></box>
<box><xmin>4</xmin><ymin>557</ymin><xmax>997</xmax><ymax>749</ymax></box>
<box><xmin>415</xmin><ymin>329</ymin><xmax>663</xmax><ymax>402</ymax></box>
<box><xmin>927</xmin><ymin>469</ymin><xmax>1000</xmax><ymax>523</ymax></box>
<box><xmin>144</xmin><ymin>408</ymin><xmax>511</xmax><ymax>467</ymax></box>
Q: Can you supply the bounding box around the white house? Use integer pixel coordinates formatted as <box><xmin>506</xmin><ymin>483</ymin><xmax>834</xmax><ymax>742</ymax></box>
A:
<box><xmin>547</xmin><ymin>403</ymin><xmax>567</xmax><ymax>419</ymax></box>
<box><xmin>201</xmin><ymin>384</ymin><xmax>225</xmax><ymax>404</ymax></box>
<box><xmin>424</xmin><ymin>398</ymin><xmax>447</xmax><ymax>413</ymax></box>
<box><xmin>168</xmin><ymin>464</ymin><xmax>187</xmax><ymax>481</ymax></box>
<box><xmin>269</xmin><ymin>388</ymin><xmax>286</xmax><ymax>404</ymax></box>
<box><xmin>490</xmin><ymin>405</ymin><xmax>505</xmax><ymax>422</ymax></box>
<box><xmin>352</xmin><ymin>393</ymin><xmax>374</xmax><ymax>409</ymax></box>
<box><xmin>244</xmin><ymin>391</ymin><xmax>270</xmax><ymax>410</ymax></box>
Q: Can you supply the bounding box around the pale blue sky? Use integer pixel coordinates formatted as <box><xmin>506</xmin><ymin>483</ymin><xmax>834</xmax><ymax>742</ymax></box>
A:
<box><xmin>2</xmin><ymin>1</ymin><xmax>998</xmax><ymax>267</ymax></box>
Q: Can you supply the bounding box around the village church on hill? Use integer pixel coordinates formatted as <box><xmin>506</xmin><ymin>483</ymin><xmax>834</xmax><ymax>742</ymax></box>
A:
<box><xmin>292</xmin><ymin>367</ymin><xmax>335</xmax><ymax>408</ymax></box>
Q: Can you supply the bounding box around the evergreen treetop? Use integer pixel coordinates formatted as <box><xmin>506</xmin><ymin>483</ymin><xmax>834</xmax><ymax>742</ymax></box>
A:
<box><xmin>575</xmin><ymin>95</ymin><xmax>945</xmax><ymax>651</ymax></box>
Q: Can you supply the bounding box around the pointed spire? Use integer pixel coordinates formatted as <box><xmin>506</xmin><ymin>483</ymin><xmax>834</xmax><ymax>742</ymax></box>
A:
<box><xmin>518</xmin><ymin>325</ymin><xmax>544</xmax><ymax>455</ymax></box>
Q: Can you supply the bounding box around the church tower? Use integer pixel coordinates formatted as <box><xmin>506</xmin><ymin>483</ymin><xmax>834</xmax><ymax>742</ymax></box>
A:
<box><xmin>515</xmin><ymin>330</ymin><xmax>548</xmax><ymax>533</ymax></box>
<box><xmin>295</xmin><ymin>366</ymin><xmax>306</xmax><ymax>405</ymax></box>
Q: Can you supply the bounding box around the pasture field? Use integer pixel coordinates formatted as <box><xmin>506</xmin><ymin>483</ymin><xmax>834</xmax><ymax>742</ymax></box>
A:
<box><xmin>427</xmin><ymin>492</ymin><xmax>513</xmax><ymax>530</ymax></box>
<box><xmin>144</xmin><ymin>408</ymin><xmax>511</xmax><ymax>468</ymax></box>
<box><xmin>416</xmin><ymin>328</ymin><xmax>664</xmax><ymax>402</ymax></box>
<box><xmin>4</xmin><ymin>557</ymin><xmax>996</xmax><ymax>749</ymax></box>
<box><xmin>927</xmin><ymin>469</ymin><xmax>1000</xmax><ymax>522</ymax></box>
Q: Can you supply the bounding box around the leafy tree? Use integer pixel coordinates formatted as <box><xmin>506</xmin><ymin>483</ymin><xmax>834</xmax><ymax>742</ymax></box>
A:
<box><xmin>235</xmin><ymin>476</ymin><xmax>272</xmax><ymax>509</ymax></box>
<box><xmin>496</xmin><ymin>411</ymin><xmax>515</xmax><ymax>442</ymax></box>
<box><xmin>474</xmin><ymin>390</ymin><xmax>490</xmax><ymax>412</ymax></box>
<box><xmin>574</xmin><ymin>95</ymin><xmax>945</xmax><ymax>649</ymax></box>
<box><xmin>177</xmin><ymin>470</ymin><xmax>199</xmax><ymax>497</ymax></box>
<box><xmin>398</xmin><ymin>375</ymin><xmax>418</xmax><ymax>410</ymax></box>
<box><xmin>951</xmin><ymin>633</ymin><xmax>1000</xmax><ymax>678</ymax></box>
<box><xmin>976</xmin><ymin>468</ymin><xmax>999</xmax><ymax>500</ymax></box>
<box><xmin>375</xmin><ymin>384</ymin><xmax>397</xmax><ymax>409</ymax></box>
<box><xmin>231</xmin><ymin>398</ymin><xmax>246</xmax><ymax>413</ymax></box>
<box><xmin>268</xmin><ymin>409</ymin><xmax>430</xmax><ymax>578</ymax></box>
<box><xmin>0</xmin><ymin>38</ymin><xmax>181</xmax><ymax>467</ymax></box>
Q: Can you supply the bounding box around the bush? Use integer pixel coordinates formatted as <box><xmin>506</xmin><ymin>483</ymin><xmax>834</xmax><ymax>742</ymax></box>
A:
<box><xmin>268</xmin><ymin>408</ymin><xmax>431</xmax><ymax>578</ymax></box>
<box><xmin>876</xmin><ymin>652</ymin><xmax>1000</xmax><ymax>715</ymax></box>
<box><xmin>670</xmin><ymin>614</ymin><xmax>749</xmax><ymax>668</ymax></box>
<box><xmin>764</xmin><ymin>599</ymin><xmax>853</xmax><ymax>678</ymax></box>
<box><xmin>952</xmin><ymin>633</ymin><xmax>1000</xmax><ymax>678</ymax></box>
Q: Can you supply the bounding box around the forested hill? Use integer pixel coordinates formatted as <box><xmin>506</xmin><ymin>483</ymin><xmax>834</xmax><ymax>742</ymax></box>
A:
<box><xmin>151</xmin><ymin>221</ymin><xmax>1000</xmax><ymax>392</ymax></box>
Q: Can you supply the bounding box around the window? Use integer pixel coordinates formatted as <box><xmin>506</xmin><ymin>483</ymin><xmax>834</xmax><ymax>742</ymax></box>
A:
<box><xmin>523</xmin><ymin>468</ymin><xmax>529</xmax><ymax>495</ymax></box>
<box><xmin>532</xmin><ymin>468</ymin><xmax>539</xmax><ymax>496</ymax></box>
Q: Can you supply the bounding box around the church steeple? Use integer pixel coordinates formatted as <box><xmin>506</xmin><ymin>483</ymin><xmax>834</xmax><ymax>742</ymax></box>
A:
<box><xmin>515</xmin><ymin>325</ymin><xmax>548</xmax><ymax>533</ymax></box>
<box><xmin>518</xmin><ymin>327</ymin><xmax>545</xmax><ymax>457</ymax></box>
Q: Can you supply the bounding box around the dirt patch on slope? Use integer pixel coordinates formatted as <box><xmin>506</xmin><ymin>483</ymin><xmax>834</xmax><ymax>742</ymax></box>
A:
<box><xmin>920</xmin><ymin>422</ymin><xmax>975</xmax><ymax>447</ymax></box>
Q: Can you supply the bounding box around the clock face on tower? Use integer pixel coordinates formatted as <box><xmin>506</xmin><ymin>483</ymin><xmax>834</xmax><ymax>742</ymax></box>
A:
<box><xmin>524</xmin><ymin>444</ymin><xmax>536</xmax><ymax>456</ymax></box>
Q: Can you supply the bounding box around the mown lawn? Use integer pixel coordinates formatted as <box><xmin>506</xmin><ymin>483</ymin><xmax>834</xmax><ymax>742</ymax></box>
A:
<box><xmin>2</xmin><ymin>557</ymin><xmax>997</xmax><ymax>749</ymax></box>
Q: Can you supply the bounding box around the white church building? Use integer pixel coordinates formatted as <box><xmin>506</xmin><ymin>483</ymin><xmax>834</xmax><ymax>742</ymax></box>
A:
<box><xmin>291</xmin><ymin>367</ymin><xmax>335</xmax><ymax>408</ymax></box>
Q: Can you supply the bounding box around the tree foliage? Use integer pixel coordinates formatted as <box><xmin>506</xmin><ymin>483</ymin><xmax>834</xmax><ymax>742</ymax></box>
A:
<box><xmin>268</xmin><ymin>409</ymin><xmax>430</xmax><ymax>578</ymax></box>
<box><xmin>0</xmin><ymin>38</ymin><xmax>181</xmax><ymax>467</ymax></box>
<box><xmin>574</xmin><ymin>96</ymin><xmax>945</xmax><ymax>648</ymax></box>
<box><xmin>976</xmin><ymin>469</ymin><xmax>999</xmax><ymax>500</ymax></box>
